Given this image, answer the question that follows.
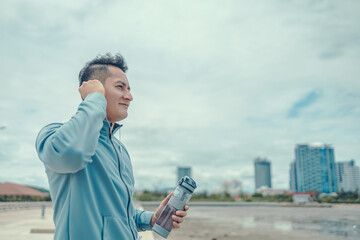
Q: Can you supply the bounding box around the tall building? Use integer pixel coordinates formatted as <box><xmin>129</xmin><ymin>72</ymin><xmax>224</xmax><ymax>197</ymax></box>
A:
<box><xmin>292</xmin><ymin>143</ymin><xmax>338</xmax><ymax>193</ymax></box>
<box><xmin>336</xmin><ymin>160</ymin><xmax>360</xmax><ymax>192</ymax></box>
<box><xmin>290</xmin><ymin>161</ymin><xmax>297</xmax><ymax>192</ymax></box>
<box><xmin>254</xmin><ymin>157</ymin><xmax>272</xmax><ymax>190</ymax></box>
<box><xmin>177</xmin><ymin>167</ymin><xmax>191</xmax><ymax>181</ymax></box>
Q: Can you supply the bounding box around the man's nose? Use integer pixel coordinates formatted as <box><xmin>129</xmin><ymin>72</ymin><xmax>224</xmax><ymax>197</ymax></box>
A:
<box><xmin>124</xmin><ymin>91</ymin><xmax>133</xmax><ymax>101</ymax></box>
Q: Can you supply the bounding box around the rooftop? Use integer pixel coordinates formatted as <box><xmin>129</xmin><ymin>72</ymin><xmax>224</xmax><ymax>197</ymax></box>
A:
<box><xmin>0</xmin><ymin>182</ymin><xmax>48</xmax><ymax>197</ymax></box>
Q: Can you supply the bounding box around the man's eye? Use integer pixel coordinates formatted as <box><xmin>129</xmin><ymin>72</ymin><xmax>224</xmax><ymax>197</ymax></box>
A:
<box><xmin>117</xmin><ymin>85</ymin><xmax>124</xmax><ymax>89</ymax></box>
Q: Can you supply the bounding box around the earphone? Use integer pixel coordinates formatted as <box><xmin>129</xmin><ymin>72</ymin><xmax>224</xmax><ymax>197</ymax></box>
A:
<box><xmin>105</xmin><ymin>116</ymin><xmax>121</xmax><ymax>141</ymax></box>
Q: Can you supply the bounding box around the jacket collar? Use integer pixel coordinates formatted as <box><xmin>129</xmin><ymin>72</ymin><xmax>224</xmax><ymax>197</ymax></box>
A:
<box><xmin>101</xmin><ymin>120</ymin><xmax>123</xmax><ymax>137</ymax></box>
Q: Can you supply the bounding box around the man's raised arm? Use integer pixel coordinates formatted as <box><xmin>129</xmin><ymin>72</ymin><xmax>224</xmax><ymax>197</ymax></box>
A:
<box><xmin>35</xmin><ymin>80</ymin><xmax>106</xmax><ymax>173</ymax></box>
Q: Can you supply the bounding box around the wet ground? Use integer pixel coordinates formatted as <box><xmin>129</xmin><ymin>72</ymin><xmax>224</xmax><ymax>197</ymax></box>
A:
<box><xmin>144</xmin><ymin>205</ymin><xmax>360</xmax><ymax>240</ymax></box>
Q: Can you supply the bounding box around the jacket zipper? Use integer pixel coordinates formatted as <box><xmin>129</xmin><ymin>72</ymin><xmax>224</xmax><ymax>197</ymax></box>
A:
<box><xmin>109</xmin><ymin>132</ymin><xmax>137</xmax><ymax>240</ymax></box>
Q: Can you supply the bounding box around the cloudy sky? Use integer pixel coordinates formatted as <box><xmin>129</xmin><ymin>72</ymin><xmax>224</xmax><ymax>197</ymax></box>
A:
<box><xmin>0</xmin><ymin>0</ymin><xmax>359</xmax><ymax>193</ymax></box>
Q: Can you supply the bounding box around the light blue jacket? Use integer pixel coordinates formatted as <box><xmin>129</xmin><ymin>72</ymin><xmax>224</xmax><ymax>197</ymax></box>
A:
<box><xmin>35</xmin><ymin>93</ymin><xmax>153</xmax><ymax>240</ymax></box>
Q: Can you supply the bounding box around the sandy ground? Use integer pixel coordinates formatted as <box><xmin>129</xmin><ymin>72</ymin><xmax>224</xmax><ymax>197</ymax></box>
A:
<box><xmin>1</xmin><ymin>203</ymin><xmax>359</xmax><ymax>240</ymax></box>
<box><xmin>144</xmin><ymin>205</ymin><xmax>360</xmax><ymax>240</ymax></box>
<box><xmin>0</xmin><ymin>207</ymin><xmax>55</xmax><ymax>240</ymax></box>
<box><xmin>0</xmin><ymin>206</ymin><xmax>154</xmax><ymax>240</ymax></box>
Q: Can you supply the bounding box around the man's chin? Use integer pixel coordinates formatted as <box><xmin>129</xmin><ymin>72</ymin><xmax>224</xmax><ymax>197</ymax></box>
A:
<box><xmin>107</xmin><ymin>113</ymin><xmax>128</xmax><ymax>122</ymax></box>
<box><xmin>116</xmin><ymin>113</ymin><xmax>128</xmax><ymax>122</ymax></box>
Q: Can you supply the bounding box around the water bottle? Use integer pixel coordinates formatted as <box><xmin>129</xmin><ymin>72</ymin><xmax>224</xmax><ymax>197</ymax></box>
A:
<box><xmin>152</xmin><ymin>176</ymin><xmax>197</xmax><ymax>238</ymax></box>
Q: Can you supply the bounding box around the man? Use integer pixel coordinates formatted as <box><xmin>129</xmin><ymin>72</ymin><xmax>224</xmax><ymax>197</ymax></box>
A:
<box><xmin>35</xmin><ymin>53</ymin><xmax>188</xmax><ymax>240</ymax></box>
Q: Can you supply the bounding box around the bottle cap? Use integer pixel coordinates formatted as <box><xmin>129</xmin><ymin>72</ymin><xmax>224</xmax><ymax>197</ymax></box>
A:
<box><xmin>179</xmin><ymin>176</ymin><xmax>197</xmax><ymax>193</ymax></box>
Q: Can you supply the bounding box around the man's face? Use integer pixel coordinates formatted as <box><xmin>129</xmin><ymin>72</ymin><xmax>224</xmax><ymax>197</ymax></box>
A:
<box><xmin>103</xmin><ymin>65</ymin><xmax>133</xmax><ymax>122</ymax></box>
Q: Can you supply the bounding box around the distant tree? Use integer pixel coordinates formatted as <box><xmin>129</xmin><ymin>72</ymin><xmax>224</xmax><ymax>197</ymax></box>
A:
<box><xmin>191</xmin><ymin>191</ymin><xmax>208</xmax><ymax>200</ymax></box>
<box><xmin>0</xmin><ymin>194</ymin><xmax>51</xmax><ymax>202</ymax></box>
<box><xmin>252</xmin><ymin>193</ymin><xmax>263</xmax><ymax>198</ymax></box>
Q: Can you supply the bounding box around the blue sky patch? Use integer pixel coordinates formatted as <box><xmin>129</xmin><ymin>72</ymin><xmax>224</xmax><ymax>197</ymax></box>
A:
<box><xmin>288</xmin><ymin>90</ymin><xmax>321</xmax><ymax>118</ymax></box>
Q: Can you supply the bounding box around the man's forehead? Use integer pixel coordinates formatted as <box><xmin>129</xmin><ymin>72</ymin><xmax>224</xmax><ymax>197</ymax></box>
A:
<box><xmin>108</xmin><ymin>65</ymin><xmax>126</xmax><ymax>75</ymax></box>
<box><xmin>107</xmin><ymin>66</ymin><xmax>129</xmax><ymax>82</ymax></box>
<box><xmin>114</xmin><ymin>80</ymin><xmax>128</xmax><ymax>85</ymax></box>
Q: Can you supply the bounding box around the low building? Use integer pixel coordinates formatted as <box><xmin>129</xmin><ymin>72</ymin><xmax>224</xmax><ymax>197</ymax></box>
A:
<box><xmin>291</xmin><ymin>192</ymin><xmax>317</xmax><ymax>203</ymax></box>
<box><xmin>256</xmin><ymin>186</ymin><xmax>288</xmax><ymax>196</ymax></box>
<box><xmin>222</xmin><ymin>180</ymin><xmax>242</xmax><ymax>197</ymax></box>
<box><xmin>0</xmin><ymin>182</ymin><xmax>48</xmax><ymax>200</ymax></box>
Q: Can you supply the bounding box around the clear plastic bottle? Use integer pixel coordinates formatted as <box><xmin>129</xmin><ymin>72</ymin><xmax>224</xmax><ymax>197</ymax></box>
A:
<box><xmin>152</xmin><ymin>176</ymin><xmax>197</xmax><ymax>238</ymax></box>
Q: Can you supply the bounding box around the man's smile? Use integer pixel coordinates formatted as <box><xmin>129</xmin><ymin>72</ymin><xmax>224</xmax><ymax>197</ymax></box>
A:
<box><xmin>119</xmin><ymin>103</ymin><xmax>129</xmax><ymax>108</ymax></box>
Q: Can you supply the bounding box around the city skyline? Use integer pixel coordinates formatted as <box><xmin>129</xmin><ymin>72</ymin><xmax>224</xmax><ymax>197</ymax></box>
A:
<box><xmin>1</xmin><ymin>1</ymin><xmax>359</xmax><ymax>193</ymax></box>
<box><xmin>146</xmin><ymin>143</ymin><xmax>359</xmax><ymax>194</ymax></box>
<box><xmin>0</xmin><ymin>142</ymin><xmax>358</xmax><ymax>194</ymax></box>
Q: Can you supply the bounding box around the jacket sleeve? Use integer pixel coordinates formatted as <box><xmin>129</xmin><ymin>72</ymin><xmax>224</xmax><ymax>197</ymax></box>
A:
<box><xmin>135</xmin><ymin>208</ymin><xmax>154</xmax><ymax>231</ymax></box>
<box><xmin>35</xmin><ymin>93</ymin><xmax>107</xmax><ymax>173</ymax></box>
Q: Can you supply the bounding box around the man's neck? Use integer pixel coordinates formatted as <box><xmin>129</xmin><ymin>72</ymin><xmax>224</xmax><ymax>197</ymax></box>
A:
<box><xmin>110</xmin><ymin>122</ymin><xmax>115</xmax><ymax>134</ymax></box>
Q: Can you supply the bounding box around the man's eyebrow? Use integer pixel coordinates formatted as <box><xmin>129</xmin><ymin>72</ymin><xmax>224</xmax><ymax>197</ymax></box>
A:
<box><xmin>115</xmin><ymin>80</ymin><xmax>131</xmax><ymax>90</ymax></box>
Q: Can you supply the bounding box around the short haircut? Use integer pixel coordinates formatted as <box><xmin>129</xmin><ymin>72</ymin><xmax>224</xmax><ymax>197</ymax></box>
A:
<box><xmin>78</xmin><ymin>53</ymin><xmax>128</xmax><ymax>86</ymax></box>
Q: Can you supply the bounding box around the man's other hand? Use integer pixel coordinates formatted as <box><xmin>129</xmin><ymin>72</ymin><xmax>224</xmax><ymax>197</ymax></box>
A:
<box><xmin>79</xmin><ymin>79</ymin><xmax>105</xmax><ymax>100</ymax></box>
<box><xmin>151</xmin><ymin>192</ymin><xmax>189</xmax><ymax>229</ymax></box>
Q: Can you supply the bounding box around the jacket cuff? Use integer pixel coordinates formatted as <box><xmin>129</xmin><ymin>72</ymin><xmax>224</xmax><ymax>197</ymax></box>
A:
<box><xmin>85</xmin><ymin>92</ymin><xmax>107</xmax><ymax>107</ymax></box>
<box><xmin>137</xmin><ymin>210</ymin><xmax>155</xmax><ymax>231</ymax></box>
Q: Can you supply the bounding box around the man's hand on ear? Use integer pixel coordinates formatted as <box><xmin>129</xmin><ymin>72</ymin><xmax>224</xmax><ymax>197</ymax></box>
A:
<box><xmin>79</xmin><ymin>79</ymin><xmax>105</xmax><ymax>100</ymax></box>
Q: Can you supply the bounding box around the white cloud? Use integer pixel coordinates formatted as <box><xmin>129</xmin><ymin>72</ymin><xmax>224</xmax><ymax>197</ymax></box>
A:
<box><xmin>0</xmin><ymin>0</ymin><xmax>359</xmax><ymax>192</ymax></box>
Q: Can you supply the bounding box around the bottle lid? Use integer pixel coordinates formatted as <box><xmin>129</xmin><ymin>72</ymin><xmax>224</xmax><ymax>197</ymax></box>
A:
<box><xmin>179</xmin><ymin>176</ymin><xmax>197</xmax><ymax>193</ymax></box>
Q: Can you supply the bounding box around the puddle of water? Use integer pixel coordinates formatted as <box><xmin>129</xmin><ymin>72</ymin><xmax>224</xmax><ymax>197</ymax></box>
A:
<box><xmin>241</xmin><ymin>217</ymin><xmax>257</xmax><ymax>228</ymax></box>
<box><xmin>273</xmin><ymin>221</ymin><xmax>292</xmax><ymax>232</ymax></box>
<box><xmin>316</xmin><ymin>220</ymin><xmax>359</xmax><ymax>238</ymax></box>
<box><xmin>239</xmin><ymin>216</ymin><xmax>360</xmax><ymax>238</ymax></box>
<box><xmin>290</xmin><ymin>218</ymin><xmax>360</xmax><ymax>238</ymax></box>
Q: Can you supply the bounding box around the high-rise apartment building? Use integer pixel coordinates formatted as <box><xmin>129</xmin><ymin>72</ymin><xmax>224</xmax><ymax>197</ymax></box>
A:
<box><xmin>290</xmin><ymin>161</ymin><xmax>297</xmax><ymax>192</ymax></box>
<box><xmin>336</xmin><ymin>160</ymin><xmax>360</xmax><ymax>192</ymax></box>
<box><xmin>177</xmin><ymin>167</ymin><xmax>191</xmax><ymax>181</ymax></box>
<box><xmin>291</xmin><ymin>143</ymin><xmax>338</xmax><ymax>193</ymax></box>
<box><xmin>254</xmin><ymin>157</ymin><xmax>271</xmax><ymax>190</ymax></box>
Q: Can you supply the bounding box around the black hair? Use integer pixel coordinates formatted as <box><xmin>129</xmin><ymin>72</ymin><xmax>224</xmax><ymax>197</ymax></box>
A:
<box><xmin>78</xmin><ymin>53</ymin><xmax>128</xmax><ymax>86</ymax></box>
